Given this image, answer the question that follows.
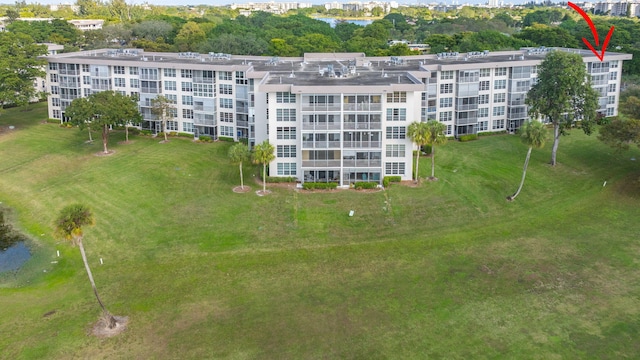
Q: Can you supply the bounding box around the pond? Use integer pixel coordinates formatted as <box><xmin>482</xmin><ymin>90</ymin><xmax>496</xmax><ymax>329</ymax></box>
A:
<box><xmin>0</xmin><ymin>241</ymin><xmax>30</xmax><ymax>272</ymax></box>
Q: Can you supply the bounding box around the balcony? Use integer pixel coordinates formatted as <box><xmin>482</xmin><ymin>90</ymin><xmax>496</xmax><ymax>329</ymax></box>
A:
<box><xmin>60</xmin><ymin>82</ymin><xmax>79</xmax><ymax>88</ymax></box>
<box><xmin>342</xmin><ymin>159</ymin><xmax>382</xmax><ymax>167</ymax></box>
<box><xmin>456</xmin><ymin>116</ymin><xmax>478</xmax><ymax>125</ymax></box>
<box><xmin>343</xmin><ymin>141</ymin><xmax>381</xmax><ymax>148</ymax></box>
<box><xmin>193</xmin><ymin>117</ymin><xmax>216</xmax><ymax>126</ymax></box>
<box><xmin>193</xmin><ymin>104</ymin><xmax>216</xmax><ymax>112</ymax></box>
<box><xmin>141</xmin><ymin>87</ymin><xmax>159</xmax><ymax>94</ymax></box>
<box><xmin>302</xmin><ymin>160</ymin><xmax>341</xmax><ymax>167</ymax></box>
<box><xmin>302</xmin><ymin>104</ymin><xmax>341</xmax><ymax>112</ymax></box>
<box><xmin>302</xmin><ymin>141</ymin><xmax>341</xmax><ymax>149</ymax></box>
<box><xmin>302</xmin><ymin>122</ymin><xmax>341</xmax><ymax>131</ymax></box>
<box><xmin>456</xmin><ymin>104</ymin><xmax>478</xmax><ymax>112</ymax></box>
<box><xmin>59</xmin><ymin>69</ymin><xmax>79</xmax><ymax>75</ymax></box>
<box><xmin>343</xmin><ymin>103</ymin><xmax>382</xmax><ymax>111</ymax></box>
<box><xmin>343</xmin><ymin>122</ymin><xmax>381</xmax><ymax>130</ymax></box>
<box><xmin>237</xmin><ymin>120</ymin><xmax>249</xmax><ymax>128</ymax></box>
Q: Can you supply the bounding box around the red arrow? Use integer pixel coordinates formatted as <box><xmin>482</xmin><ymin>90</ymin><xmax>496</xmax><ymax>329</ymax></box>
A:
<box><xmin>568</xmin><ymin>2</ymin><xmax>615</xmax><ymax>61</ymax></box>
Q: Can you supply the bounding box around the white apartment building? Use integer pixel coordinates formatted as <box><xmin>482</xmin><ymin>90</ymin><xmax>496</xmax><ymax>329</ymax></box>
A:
<box><xmin>45</xmin><ymin>48</ymin><xmax>631</xmax><ymax>186</ymax></box>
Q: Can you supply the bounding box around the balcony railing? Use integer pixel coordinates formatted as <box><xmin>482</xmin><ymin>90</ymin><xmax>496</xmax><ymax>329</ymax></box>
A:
<box><xmin>456</xmin><ymin>117</ymin><xmax>478</xmax><ymax>125</ymax></box>
<box><xmin>302</xmin><ymin>160</ymin><xmax>341</xmax><ymax>167</ymax></box>
<box><xmin>59</xmin><ymin>69</ymin><xmax>79</xmax><ymax>75</ymax></box>
<box><xmin>301</xmin><ymin>104</ymin><xmax>342</xmax><ymax>112</ymax></box>
<box><xmin>343</xmin><ymin>122</ymin><xmax>381</xmax><ymax>130</ymax></box>
<box><xmin>237</xmin><ymin>120</ymin><xmax>249</xmax><ymax>128</ymax></box>
<box><xmin>343</xmin><ymin>103</ymin><xmax>382</xmax><ymax>111</ymax></box>
<box><xmin>193</xmin><ymin>117</ymin><xmax>216</xmax><ymax>126</ymax></box>
<box><xmin>193</xmin><ymin>104</ymin><xmax>216</xmax><ymax>112</ymax></box>
<box><xmin>342</xmin><ymin>159</ymin><xmax>381</xmax><ymax>167</ymax></box>
<box><xmin>456</xmin><ymin>104</ymin><xmax>478</xmax><ymax>111</ymax></box>
<box><xmin>302</xmin><ymin>122</ymin><xmax>341</xmax><ymax>130</ymax></box>
<box><xmin>141</xmin><ymin>87</ymin><xmax>159</xmax><ymax>94</ymax></box>
<box><xmin>302</xmin><ymin>141</ymin><xmax>341</xmax><ymax>148</ymax></box>
<box><xmin>343</xmin><ymin>141</ymin><xmax>381</xmax><ymax>148</ymax></box>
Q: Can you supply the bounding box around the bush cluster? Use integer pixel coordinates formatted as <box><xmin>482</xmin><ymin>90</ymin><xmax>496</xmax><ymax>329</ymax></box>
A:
<box><xmin>218</xmin><ymin>136</ymin><xmax>234</xmax><ymax>142</ymax></box>
<box><xmin>46</xmin><ymin>118</ymin><xmax>60</xmax><ymax>124</ymax></box>
<box><xmin>198</xmin><ymin>135</ymin><xmax>213</xmax><ymax>142</ymax></box>
<box><xmin>303</xmin><ymin>182</ymin><xmax>338</xmax><ymax>190</ymax></box>
<box><xmin>382</xmin><ymin>176</ymin><xmax>402</xmax><ymax>188</ymax></box>
<box><xmin>478</xmin><ymin>130</ymin><xmax>507</xmax><ymax>137</ymax></box>
<box><xmin>354</xmin><ymin>182</ymin><xmax>378</xmax><ymax>190</ymax></box>
<box><xmin>265</xmin><ymin>176</ymin><xmax>297</xmax><ymax>183</ymax></box>
<box><xmin>459</xmin><ymin>134</ymin><xmax>478</xmax><ymax>142</ymax></box>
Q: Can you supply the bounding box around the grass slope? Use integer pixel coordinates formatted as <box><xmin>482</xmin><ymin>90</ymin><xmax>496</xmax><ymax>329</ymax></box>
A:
<box><xmin>1</xmin><ymin>103</ymin><xmax>639</xmax><ymax>359</ymax></box>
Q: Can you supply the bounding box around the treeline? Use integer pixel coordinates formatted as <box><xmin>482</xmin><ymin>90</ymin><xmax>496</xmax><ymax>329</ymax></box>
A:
<box><xmin>4</xmin><ymin>4</ymin><xmax>640</xmax><ymax>74</ymax></box>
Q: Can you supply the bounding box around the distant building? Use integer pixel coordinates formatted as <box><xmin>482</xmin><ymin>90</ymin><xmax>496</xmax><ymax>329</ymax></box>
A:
<box><xmin>593</xmin><ymin>0</ymin><xmax>640</xmax><ymax>16</ymax></box>
<box><xmin>67</xmin><ymin>19</ymin><xmax>104</xmax><ymax>31</ymax></box>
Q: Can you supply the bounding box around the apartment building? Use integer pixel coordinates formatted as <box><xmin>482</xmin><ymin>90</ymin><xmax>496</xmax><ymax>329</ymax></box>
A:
<box><xmin>45</xmin><ymin>48</ymin><xmax>631</xmax><ymax>186</ymax></box>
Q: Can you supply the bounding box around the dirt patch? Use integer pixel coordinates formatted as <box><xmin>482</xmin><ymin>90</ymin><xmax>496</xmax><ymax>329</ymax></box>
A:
<box><xmin>256</xmin><ymin>190</ymin><xmax>272</xmax><ymax>196</ymax></box>
<box><xmin>232</xmin><ymin>186</ymin><xmax>251</xmax><ymax>193</ymax></box>
<box><xmin>94</xmin><ymin>150</ymin><xmax>116</xmax><ymax>157</ymax></box>
<box><xmin>92</xmin><ymin>315</ymin><xmax>129</xmax><ymax>338</ymax></box>
<box><xmin>613</xmin><ymin>172</ymin><xmax>640</xmax><ymax>198</ymax></box>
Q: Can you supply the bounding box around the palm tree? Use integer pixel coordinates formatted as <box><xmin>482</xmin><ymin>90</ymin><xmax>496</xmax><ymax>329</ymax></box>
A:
<box><xmin>252</xmin><ymin>140</ymin><xmax>275</xmax><ymax>194</ymax></box>
<box><xmin>507</xmin><ymin>120</ymin><xmax>549</xmax><ymax>201</ymax></box>
<box><xmin>55</xmin><ymin>204</ymin><xmax>116</xmax><ymax>328</ymax></box>
<box><xmin>150</xmin><ymin>95</ymin><xmax>175</xmax><ymax>142</ymax></box>
<box><xmin>229</xmin><ymin>142</ymin><xmax>250</xmax><ymax>190</ymax></box>
<box><xmin>407</xmin><ymin>121</ymin><xmax>429</xmax><ymax>183</ymax></box>
<box><xmin>424</xmin><ymin>120</ymin><xmax>448</xmax><ymax>180</ymax></box>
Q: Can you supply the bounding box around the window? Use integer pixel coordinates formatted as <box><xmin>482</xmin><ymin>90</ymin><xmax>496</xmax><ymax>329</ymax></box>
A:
<box><xmin>277</xmin><ymin>109</ymin><xmax>296</xmax><ymax>121</ymax></box>
<box><xmin>181</xmin><ymin>82</ymin><xmax>192</xmax><ymax>92</ymax></box>
<box><xmin>113</xmin><ymin>66</ymin><xmax>125</xmax><ymax>74</ymax></box>
<box><xmin>83</xmin><ymin>76</ymin><xmax>90</xmax><ymax>85</ymax></box>
<box><xmin>236</xmin><ymin>71</ymin><xmax>248</xmax><ymax>85</ymax></box>
<box><xmin>113</xmin><ymin>78</ymin><xmax>125</xmax><ymax>87</ymax></box>
<box><xmin>478</xmin><ymin>94</ymin><xmax>489</xmax><ymax>104</ymax></box>
<box><xmin>220</xmin><ymin>112</ymin><xmax>233</xmax><ymax>122</ymax></box>
<box><xmin>277</xmin><ymin>126</ymin><xmax>296</xmax><ymax>139</ymax></box>
<box><xmin>609</xmin><ymin>71</ymin><xmax>618</xmax><ymax>81</ymax></box>
<box><xmin>193</xmin><ymin>84</ymin><xmax>213</xmax><ymax>97</ymax></box>
<box><xmin>440</xmin><ymin>84</ymin><xmax>453</xmax><ymax>94</ymax></box>
<box><xmin>276</xmin><ymin>92</ymin><xmax>296</xmax><ymax>103</ymax></box>
<box><xmin>611</xmin><ymin>61</ymin><xmax>619</xmax><ymax>68</ymax></box>
<box><xmin>165</xmin><ymin>94</ymin><xmax>177</xmax><ymax>104</ymax></box>
<box><xmin>494</xmin><ymin>80</ymin><xmax>506</xmax><ymax>90</ymax></box>
<box><xmin>219</xmin><ymin>71</ymin><xmax>232</xmax><ymax>81</ymax></box>
<box><xmin>129</xmin><ymin>67</ymin><xmax>138</xmax><ymax>75</ymax></box>
<box><xmin>387</xmin><ymin>108</ymin><xmax>407</xmax><ymax>121</ymax></box>
<box><xmin>439</xmin><ymin>98</ymin><xmax>453</xmax><ymax>108</ymax></box>
<box><xmin>50</xmin><ymin>74</ymin><xmax>58</xmax><ymax>83</ymax></box>
<box><xmin>182</xmin><ymin>95</ymin><xmax>193</xmax><ymax>105</ymax></box>
<box><xmin>478</xmin><ymin>108</ymin><xmax>489</xmax><ymax>118</ymax></box>
<box><xmin>181</xmin><ymin>69</ymin><xmax>192</xmax><ymax>78</ymax></box>
<box><xmin>52</xmin><ymin>109</ymin><xmax>61</xmax><ymax>119</ymax></box>
<box><xmin>479</xmin><ymin>68</ymin><xmax>491</xmax><ymax>77</ymax></box>
<box><xmin>532</xmin><ymin>65</ymin><xmax>539</xmax><ymax>74</ymax></box>
<box><xmin>130</xmin><ymin>79</ymin><xmax>139</xmax><ymax>88</ymax></box>
<box><xmin>182</xmin><ymin>109</ymin><xmax>193</xmax><ymax>119</ymax></box>
<box><xmin>164</xmin><ymin>68</ymin><xmax>176</xmax><ymax>77</ymax></box>
<box><xmin>51</xmin><ymin>86</ymin><xmax>59</xmax><ymax>95</ymax></box>
<box><xmin>82</xmin><ymin>64</ymin><xmax>90</xmax><ymax>73</ymax></box>
<box><xmin>607</xmin><ymin>107</ymin><xmax>615</xmax><ymax>116</ymax></box>
<box><xmin>440</xmin><ymin>70</ymin><xmax>454</xmax><ymax>80</ymax></box>
<box><xmin>130</xmin><ymin>91</ymin><xmax>139</xmax><ymax>100</ymax></box>
<box><xmin>493</xmin><ymin>93</ymin><xmax>506</xmax><ymax>103</ymax></box>
<box><xmin>479</xmin><ymin>81</ymin><xmax>490</xmax><ymax>91</ymax></box>
<box><xmin>168</xmin><ymin>108</ymin><xmax>177</xmax><ymax>118</ymax></box>
<box><xmin>492</xmin><ymin>119</ymin><xmax>505</xmax><ymax>129</ymax></box>
<box><xmin>607</xmin><ymin>95</ymin><xmax>616</xmax><ymax>105</ymax></box>
<box><xmin>183</xmin><ymin>122</ymin><xmax>194</xmax><ymax>133</ymax></box>
<box><xmin>493</xmin><ymin>106</ymin><xmax>505</xmax><ymax>116</ymax></box>
<box><xmin>51</xmin><ymin>98</ymin><xmax>60</xmax><ymax>107</ymax></box>
<box><xmin>478</xmin><ymin>121</ymin><xmax>488</xmax><ymax>131</ymax></box>
<box><xmin>220</xmin><ymin>98</ymin><xmax>233</xmax><ymax>109</ymax></box>
<box><xmin>277</xmin><ymin>145</ymin><xmax>296</xmax><ymax>158</ymax></box>
<box><xmin>439</xmin><ymin>111</ymin><xmax>452</xmax><ymax>122</ymax></box>
<box><xmin>386</xmin><ymin>126</ymin><xmax>406</xmax><ymax>139</ymax></box>
<box><xmin>49</xmin><ymin>63</ymin><xmax>58</xmax><ymax>71</ymax></box>
<box><xmin>495</xmin><ymin>67</ymin><xmax>507</xmax><ymax>76</ymax></box>
<box><xmin>386</xmin><ymin>144</ymin><xmax>405</xmax><ymax>157</ymax></box>
<box><xmin>385</xmin><ymin>162</ymin><xmax>405</xmax><ymax>175</ymax></box>
<box><xmin>277</xmin><ymin>163</ymin><xmax>296</xmax><ymax>176</ymax></box>
<box><xmin>220</xmin><ymin>125</ymin><xmax>234</xmax><ymax>137</ymax></box>
<box><xmin>219</xmin><ymin>84</ymin><xmax>233</xmax><ymax>95</ymax></box>
<box><xmin>387</xmin><ymin>91</ymin><xmax>407</xmax><ymax>103</ymax></box>
<box><xmin>608</xmin><ymin>83</ymin><xmax>617</xmax><ymax>93</ymax></box>
<box><xmin>166</xmin><ymin>121</ymin><xmax>178</xmax><ymax>131</ymax></box>
<box><xmin>164</xmin><ymin>81</ymin><xmax>176</xmax><ymax>91</ymax></box>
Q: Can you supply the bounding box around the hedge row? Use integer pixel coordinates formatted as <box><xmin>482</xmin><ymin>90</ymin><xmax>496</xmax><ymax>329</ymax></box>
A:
<box><xmin>265</xmin><ymin>176</ymin><xmax>296</xmax><ymax>183</ymax></box>
<box><xmin>459</xmin><ymin>134</ymin><xmax>478</xmax><ymax>142</ymax></box>
<box><xmin>303</xmin><ymin>182</ymin><xmax>338</xmax><ymax>190</ymax></box>
<box><xmin>354</xmin><ymin>182</ymin><xmax>378</xmax><ymax>190</ymax></box>
<box><xmin>383</xmin><ymin>176</ymin><xmax>402</xmax><ymax>188</ymax></box>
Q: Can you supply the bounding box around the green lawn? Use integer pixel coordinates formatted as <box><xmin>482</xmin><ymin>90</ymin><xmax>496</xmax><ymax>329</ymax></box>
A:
<box><xmin>1</xmin><ymin>102</ymin><xmax>639</xmax><ymax>359</ymax></box>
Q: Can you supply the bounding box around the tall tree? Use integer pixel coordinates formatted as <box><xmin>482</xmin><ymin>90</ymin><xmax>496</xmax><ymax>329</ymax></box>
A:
<box><xmin>0</xmin><ymin>32</ymin><xmax>47</xmax><ymax>109</ymax></box>
<box><xmin>174</xmin><ymin>21</ymin><xmax>206</xmax><ymax>52</ymax></box>
<box><xmin>598</xmin><ymin>116</ymin><xmax>640</xmax><ymax>152</ymax></box>
<box><xmin>424</xmin><ymin>120</ymin><xmax>448</xmax><ymax>180</ymax></box>
<box><xmin>252</xmin><ymin>140</ymin><xmax>275</xmax><ymax>194</ymax></box>
<box><xmin>229</xmin><ymin>142</ymin><xmax>250</xmax><ymax>190</ymax></box>
<box><xmin>507</xmin><ymin>120</ymin><xmax>549</xmax><ymax>201</ymax></box>
<box><xmin>150</xmin><ymin>94</ymin><xmax>175</xmax><ymax>142</ymax></box>
<box><xmin>55</xmin><ymin>204</ymin><xmax>117</xmax><ymax>329</ymax></box>
<box><xmin>526</xmin><ymin>51</ymin><xmax>598</xmax><ymax>166</ymax></box>
<box><xmin>65</xmin><ymin>91</ymin><xmax>140</xmax><ymax>153</ymax></box>
<box><xmin>407</xmin><ymin>121</ymin><xmax>429</xmax><ymax>183</ymax></box>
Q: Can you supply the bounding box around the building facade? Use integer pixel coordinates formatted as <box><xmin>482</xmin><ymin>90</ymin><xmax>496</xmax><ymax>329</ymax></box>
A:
<box><xmin>45</xmin><ymin>48</ymin><xmax>631</xmax><ymax>186</ymax></box>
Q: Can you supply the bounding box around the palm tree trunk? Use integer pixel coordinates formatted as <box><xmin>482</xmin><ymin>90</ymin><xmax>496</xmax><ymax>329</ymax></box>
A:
<box><xmin>262</xmin><ymin>163</ymin><xmax>266</xmax><ymax>193</ymax></box>
<box><xmin>550</xmin><ymin>123</ymin><xmax>560</xmax><ymax>166</ymax></box>
<box><xmin>414</xmin><ymin>145</ymin><xmax>420</xmax><ymax>183</ymax></box>
<box><xmin>102</xmin><ymin>124</ymin><xmax>109</xmax><ymax>154</ymax></box>
<box><xmin>239</xmin><ymin>162</ymin><xmax>244</xmax><ymax>189</ymax></box>
<box><xmin>510</xmin><ymin>147</ymin><xmax>532</xmax><ymax>201</ymax></box>
<box><xmin>431</xmin><ymin>146</ymin><xmax>436</xmax><ymax>178</ymax></box>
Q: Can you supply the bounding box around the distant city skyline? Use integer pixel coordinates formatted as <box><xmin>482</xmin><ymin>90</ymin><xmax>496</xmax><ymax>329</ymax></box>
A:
<box><xmin>1</xmin><ymin>0</ymin><xmax>558</xmax><ymax>7</ymax></box>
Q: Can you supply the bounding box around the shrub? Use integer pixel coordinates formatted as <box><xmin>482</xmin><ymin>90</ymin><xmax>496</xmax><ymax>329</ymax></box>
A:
<box><xmin>354</xmin><ymin>182</ymin><xmax>378</xmax><ymax>190</ymax></box>
<box><xmin>421</xmin><ymin>144</ymin><xmax>432</xmax><ymax>155</ymax></box>
<box><xmin>478</xmin><ymin>131</ymin><xmax>507</xmax><ymax>137</ymax></box>
<box><xmin>383</xmin><ymin>176</ymin><xmax>402</xmax><ymax>188</ymax></box>
<box><xmin>169</xmin><ymin>131</ymin><xmax>178</xmax><ymax>137</ymax></box>
<box><xmin>218</xmin><ymin>136</ymin><xmax>234</xmax><ymax>142</ymax></box>
<box><xmin>265</xmin><ymin>176</ymin><xmax>296</xmax><ymax>183</ymax></box>
<box><xmin>198</xmin><ymin>135</ymin><xmax>212</xmax><ymax>142</ymax></box>
<box><xmin>459</xmin><ymin>134</ymin><xmax>478</xmax><ymax>142</ymax></box>
<box><xmin>127</xmin><ymin>127</ymin><xmax>140</xmax><ymax>136</ymax></box>
<box><xmin>46</xmin><ymin>118</ymin><xmax>60</xmax><ymax>124</ymax></box>
<box><xmin>303</xmin><ymin>182</ymin><xmax>338</xmax><ymax>190</ymax></box>
<box><xmin>177</xmin><ymin>132</ymin><xmax>193</xmax><ymax>138</ymax></box>
<box><xmin>139</xmin><ymin>130</ymin><xmax>153</xmax><ymax>136</ymax></box>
